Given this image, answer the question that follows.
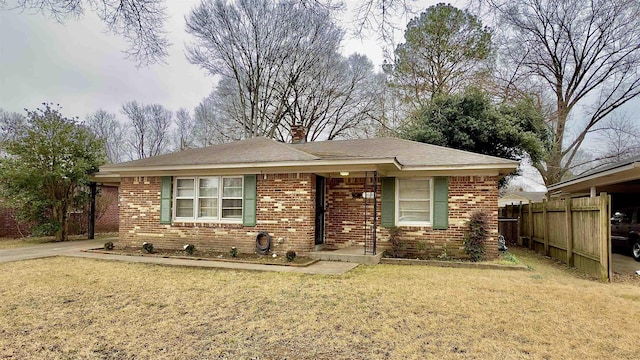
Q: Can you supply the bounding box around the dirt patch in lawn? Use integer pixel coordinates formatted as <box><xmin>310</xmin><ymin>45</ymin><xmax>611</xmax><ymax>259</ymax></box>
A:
<box><xmin>87</xmin><ymin>246</ymin><xmax>317</xmax><ymax>267</ymax></box>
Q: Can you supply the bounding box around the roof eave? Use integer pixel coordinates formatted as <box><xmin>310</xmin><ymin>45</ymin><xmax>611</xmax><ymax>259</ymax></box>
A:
<box><xmin>548</xmin><ymin>162</ymin><xmax>640</xmax><ymax>193</ymax></box>
<box><xmin>100</xmin><ymin>157</ymin><xmax>403</xmax><ymax>173</ymax></box>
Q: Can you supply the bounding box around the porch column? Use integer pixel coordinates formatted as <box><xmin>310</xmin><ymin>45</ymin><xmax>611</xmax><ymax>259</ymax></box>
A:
<box><xmin>590</xmin><ymin>186</ymin><xmax>596</xmax><ymax>198</ymax></box>
<box><xmin>88</xmin><ymin>182</ymin><xmax>97</xmax><ymax>239</ymax></box>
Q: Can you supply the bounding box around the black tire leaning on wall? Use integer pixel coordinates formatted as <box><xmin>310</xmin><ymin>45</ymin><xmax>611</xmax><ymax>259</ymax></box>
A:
<box><xmin>256</xmin><ymin>232</ymin><xmax>271</xmax><ymax>255</ymax></box>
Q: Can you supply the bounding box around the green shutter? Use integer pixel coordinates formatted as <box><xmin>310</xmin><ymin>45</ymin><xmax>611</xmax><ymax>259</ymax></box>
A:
<box><xmin>433</xmin><ymin>176</ymin><xmax>449</xmax><ymax>229</ymax></box>
<box><xmin>243</xmin><ymin>174</ymin><xmax>257</xmax><ymax>226</ymax></box>
<box><xmin>381</xmin><ymin>177</ymin><xmax>395</xmax><ymax>227</ymax></box>
<box><xmin>160</xmin><ymin>176</ymin><xmax>172</xmax><ymax>224</ymax></box>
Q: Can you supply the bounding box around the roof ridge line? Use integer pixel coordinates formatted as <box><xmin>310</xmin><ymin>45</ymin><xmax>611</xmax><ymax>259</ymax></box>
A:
<box><xmin>262</xmin><ymin>137</ymin><xmax>321</xmax><ymax>160</ymax></box>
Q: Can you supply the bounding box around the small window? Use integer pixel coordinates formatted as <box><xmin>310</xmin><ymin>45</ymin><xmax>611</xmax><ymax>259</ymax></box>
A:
<box><xmin>175</xmin><ymin>178</ymin><xmax>195</xmax><ymax>218</ymax></box>
<box><xmin>198</xmin><ymin>177</ymin><xmax>218</xmax><ymax>218</ymax></box>
<box><xmin>222</xmin><ymin>177</ymin><xmax>243</xmax><ymax>219</ymax></box>
<box><xmin>396</xmin><ymin>178</ymin><xmax>432</xmax><ymax>225</ymax></box>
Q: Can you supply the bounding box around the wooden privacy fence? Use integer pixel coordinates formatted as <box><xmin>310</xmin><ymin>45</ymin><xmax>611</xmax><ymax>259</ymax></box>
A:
<box><xmin>504</xmin><ymin>193</ymin><xmax>611</xmax><ymax>281</ymax></box>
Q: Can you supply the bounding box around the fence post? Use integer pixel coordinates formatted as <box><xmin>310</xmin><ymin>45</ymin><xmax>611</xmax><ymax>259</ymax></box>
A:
<box><xmin>528</xmin><ymin>200</ymin><xmax>534</xmax><ymax>250</ymax></box>
<box><xmin>517</xmin><ymin>201</ymin><xmax>523</xmax><ymax>246</ymax></box>
<box><xmin>599</xmin><ymin>193</ymin><xmax>610</xmax><ymax>282</ymax></box>
<box><xmin>565</xmin><ymin>198</ymin><xmax>573</xmax><ymax>267</ymax></box>
<box><xmin>543</xmin><ymin>199</ymin><xmax>549</xmax><ymax>256</ymax></box>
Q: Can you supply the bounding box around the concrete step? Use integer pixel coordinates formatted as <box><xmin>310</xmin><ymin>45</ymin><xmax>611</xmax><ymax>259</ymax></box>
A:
<box><xmin>309</xmin><ymin>248</ymin><xmax>382</xmax><ymax>265</ymax></box>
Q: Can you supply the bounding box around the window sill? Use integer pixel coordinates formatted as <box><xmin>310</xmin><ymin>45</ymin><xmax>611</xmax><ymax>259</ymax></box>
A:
<box><xmin>396</xmin><ymin>222</ymin><xmax>432</xmax><ymax>228</ymax></box>
<box><xmin>173</xmin><ymin>219</ymin><xmax>243</xmax><ymax>225</ymax></box>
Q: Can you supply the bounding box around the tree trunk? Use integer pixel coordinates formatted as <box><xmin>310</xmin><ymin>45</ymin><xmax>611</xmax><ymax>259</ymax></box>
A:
<box><xmin>544</xmin><ymin>100</ymin><xmax>569</xmax><ymax>186</ymax></box>
<box><xmin>53</xmin><ymin>204</ymin><xmax>69</xmax><ymax>242</ymax></box>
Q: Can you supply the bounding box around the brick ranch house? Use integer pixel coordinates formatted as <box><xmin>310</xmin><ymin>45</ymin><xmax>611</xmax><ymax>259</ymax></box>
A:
<box><xmin>94</xmin><ymin>136</ymin><xmax>517</xmax><ymax>259</ymax></box>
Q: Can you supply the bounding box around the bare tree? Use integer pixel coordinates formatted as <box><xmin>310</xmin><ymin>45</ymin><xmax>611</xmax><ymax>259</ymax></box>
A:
<box><xmin>480</xmin><ymin>0</ymin><xmax>640</xmax><ymax>185</ymax></box>
<box><xmin>352</xmin><ymin>0</ymin><xmax>414</xmax><ymax>45</ymax></box>
<box><xmin>185</xmin><ymin>0</ymin><xmax>344</xmax><ymax>139</ymax></box>
<box><xmin>283</xmin><ymin>53</ymin><xmax>382</xmax><ymax>141</ymax></box>
<box><xmin>8</xmin><ymin>0</ymin><xmax>169</xmax><ymax>65</ymax></box>
<box><xmin>172</xmin><ymin>108</ymin><xmax>195</xmax><ymax>151</ymax></box>
<box><xmin>122</xmin><ymin>101</ymin><xmax>171</xmax><ymax>159</ymax></box>
<box><xmin>0</xmin><ymin>108</ymin><xmax>26</xmax><ymax>145</ymax></box>
<box><xmin>85</xmin><ymin>109</ymin><xmax>128</xmax><ymax>164</ymax></box>
<box><xmin>593</xmin><ymin>114</ymin><xmax>640</xmax><ymax>164</ymax></box>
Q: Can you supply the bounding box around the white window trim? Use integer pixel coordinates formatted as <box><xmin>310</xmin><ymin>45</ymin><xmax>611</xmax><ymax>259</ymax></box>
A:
<box><xmin>173</xmin><ymin>176</ymin><xmax>243</xmax><ymax>223</ymax></box>
<box><xmin>395</xmin><ymin>177</ymin><xmax>433</xmax><ymax>227</ymax></box>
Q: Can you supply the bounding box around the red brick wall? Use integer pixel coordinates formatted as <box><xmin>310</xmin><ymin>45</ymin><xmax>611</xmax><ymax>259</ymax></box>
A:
<box><xmin>0</xmin><ymin>207</ymin><xmax>30</xmax><ymax>237</ymax></box>
<box><xmin>118</xmin><ymin>174</ymin><xmax>316</xmax><ymax>254</ymax></box>
<box><xmin>326</xmin><ymin>176</ymin><xmax>499</xmax><ymax>259</ymax></box>
<box><xmin>95</xmin><ymin>185</ymin><xmax>119</xmax><ymax>232</ymax></box>
<box><xmin>325</xmin><ymin>177</ymin><xmax>376</xmax><ymax>247</ymax></box>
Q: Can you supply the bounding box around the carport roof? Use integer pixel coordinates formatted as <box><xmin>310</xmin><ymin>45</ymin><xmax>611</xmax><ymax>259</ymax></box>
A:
<box><xmin>548</xmin><ymin>155</ymin><xmax>640</xmax><ymax>195</ymax></box>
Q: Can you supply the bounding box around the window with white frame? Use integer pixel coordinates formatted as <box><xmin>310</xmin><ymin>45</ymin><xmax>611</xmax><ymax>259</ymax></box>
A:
<box><xmin>396</xmin><ymin>178</ymin><xmax>432</xmax><ymax>225</ymax></box>
<box><xmin>174</xmin><ymin>176</ymin><xmax>243</xmax><ymax>221</ymax></box>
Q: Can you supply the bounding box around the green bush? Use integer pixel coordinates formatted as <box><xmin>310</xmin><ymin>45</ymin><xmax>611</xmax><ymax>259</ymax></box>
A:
<box><xmin>499</xmin><ymin>251</ymin><xmax>519</xmax><ymax>264</ymax></box>
<box><xmin>384</xmin><ymin>226</ymin><xmax>407</xmax><ymax>258</ymax></box>
<box><xmin>103</xmin><ymin>241</ymin><xmax>114</xmax><ymax>251</ymax></box>
<box><xmin>142</xmin><ymin>242</ymin><xmax>154</xmax><ymax>254</ymax></box>
<box><xmin>464</xmin><ymin>211</ymin><xmax>488</xmax><ymax>262</ymax></box>
<box><xmin>437</xmin><ymin>244</ymin><xmax>450</xmax><ymax>261</ymax></box>
<box><xmin>229</xmin><ymin>246</ymin><xmax>238</xmax><ymax>258</ymax></box>
<box><xmin>285</xmin><ymin>250</ymin><xmax>296</xmax><ymax>262</ymax></box>
<box><xmin>183</xmin><ymin>244</ymin><xmax>195</xmax><ymax>255</ymax></box>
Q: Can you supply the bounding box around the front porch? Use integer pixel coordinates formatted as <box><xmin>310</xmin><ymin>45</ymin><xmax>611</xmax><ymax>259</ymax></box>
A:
<box><xmin>309</xmin><ymin>245</ymin><xmax>383</xmax><ymax>265</ymax></box>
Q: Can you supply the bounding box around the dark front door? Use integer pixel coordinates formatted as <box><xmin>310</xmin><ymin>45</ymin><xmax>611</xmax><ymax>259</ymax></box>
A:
<box><xmin>315</xmin><ymin>175</ymin><xmax>326</xmax><ymax>245</ymax></box>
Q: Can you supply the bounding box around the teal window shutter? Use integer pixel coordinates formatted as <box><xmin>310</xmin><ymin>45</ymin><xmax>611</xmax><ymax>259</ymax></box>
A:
<box><xmin>433</xmin><ymin>177</ymin><xmax>449</xmax><ymax>229</ymax></box>
<box><xmin>160</xmin><ymin>176</ymin><xmax>172</xmax><ymax>224</ymax></box>
<box><xmin>243</xmin><ymin>175</ymin><xmax>257</xmax><ymax>226</ymax></box>
<box><xmin>381</xmin><ymin>177</ymin><xmax>395</xmax><ymax>227</ymax></box>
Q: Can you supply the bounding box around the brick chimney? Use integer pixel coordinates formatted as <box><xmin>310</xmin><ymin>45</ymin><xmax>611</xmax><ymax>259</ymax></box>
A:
<box><xmin>290</xmin><ymin>124</ymin><xmax>306</xmax><ymax>143</ymax></box>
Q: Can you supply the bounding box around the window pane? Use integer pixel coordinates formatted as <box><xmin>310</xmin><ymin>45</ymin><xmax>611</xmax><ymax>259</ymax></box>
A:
<box><xmin>176</xmin><ymin>179</ymin><xmax>195</xmax><ymax>197</ymax></box>
<box><xmin>199</xmin><ymin>178</ymin><xmax>218</xmax><ymax>197</ymax></box>
<box><xmin>199</xmin><ymin>198</ymin><xmax>218</xmax><ymax>217</ymax></box>
<box><xmin>399</xmin><ymin>201</ymin><xmax>430</xmax><ymax>222</ymax></box>
<box><xmin>399</xmin><ymin>179</ymin><xmax>429</xmax><ymax>200</ymax></box>
<box><xmin>400</xmin><ymin>200</ymin><xmax>430</xmax><ymax>211</ymax></box>
<box><xmin>398</xmin><ymin>179</ymin><xmax>431</xmax><ymax>223</ymax></box>
<box><xmin>222</xmin><ymin>177</ymin><xmax>243</xmax><ymax>197</ymax></box>
<box><xmin>176</xmin><ymin>199</ymin><xmax>193</xmax><ymax>217</ymax></box>
<box><xmin>399</xmin><ymin>210</ymin><xmax>430</xmax><ymax>222</ymax></box>
<box><xmin>222</xmin><ymin>199</ymin><xmax>242</xmax><ymax>218</ymax></box>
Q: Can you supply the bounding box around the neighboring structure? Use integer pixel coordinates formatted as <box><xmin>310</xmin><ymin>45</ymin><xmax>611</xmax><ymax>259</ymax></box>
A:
<box><xmin>95</xmin><ymin>137</ymin><xmax>517</xmax><ymax>259</ymax></box>
<box><xmin>548</xmin><ymin>155</ymin><xmax>640</xmax><ymax>209</ymax></box>
<box><xmin>0</xmin><ymin>184</ymin><xmax>119</xmax><ymax>237</ymax></box>
<box><xmin>498</xmin><ymin>191</ymin><xmax>546</xmax><ymax>207</ymax></box>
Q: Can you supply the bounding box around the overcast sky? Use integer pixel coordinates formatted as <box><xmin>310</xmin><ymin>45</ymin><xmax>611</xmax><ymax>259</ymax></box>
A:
<box><xmin>0</xmin><ymin>0</ymin><xmax>445</xmax><ymax>120</ymax></box>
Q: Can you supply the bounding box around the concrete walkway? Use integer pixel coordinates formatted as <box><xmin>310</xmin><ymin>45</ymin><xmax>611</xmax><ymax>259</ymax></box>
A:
<box><xmin>0</xmin><ymin>238</ymin><xmax>106</xmax><ymax>263</ymax></box>
<box><xmin>612</xmin><ymin>253</ymin><xmax>640</xmax><ymax>275</ymax></box>
<box><xmin>0</xmin><ymin>239</ymin><xmax>359</xmax><ymax>275</ymax></box>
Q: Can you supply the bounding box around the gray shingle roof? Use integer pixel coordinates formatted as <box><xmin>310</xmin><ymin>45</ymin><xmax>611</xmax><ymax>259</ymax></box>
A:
<box><xmin>101</xmin><ymin>136</ymin><xmax>517</xmax><ymax>170</ymax></box>
<box><xmin>291</xmin><ymin>137</ymin><xmax>516</xmax><ymax>167</ymax></box>
<box><xmin>103</xmin><ymin>137</ymin><xmax>318</xmax><ymax>169</ymax></box>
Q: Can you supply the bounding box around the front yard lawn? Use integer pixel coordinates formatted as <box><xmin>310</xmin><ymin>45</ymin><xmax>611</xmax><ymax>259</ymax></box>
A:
<box><xmin>0</xmin><ymin>247</ymin><xmax>638</xmax><ymax>359</ymax></box>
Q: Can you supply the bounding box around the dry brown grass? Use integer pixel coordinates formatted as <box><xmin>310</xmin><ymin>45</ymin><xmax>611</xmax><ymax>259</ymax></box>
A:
<box><xmin>1</xmin><ymin>247</ymin><xmax>639</xmax><ymax>359</ymax></box>
<box><xmin>0</xmin><ymin>233</ymin><xmax>117</xmax><ymax>249</ymax></box>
